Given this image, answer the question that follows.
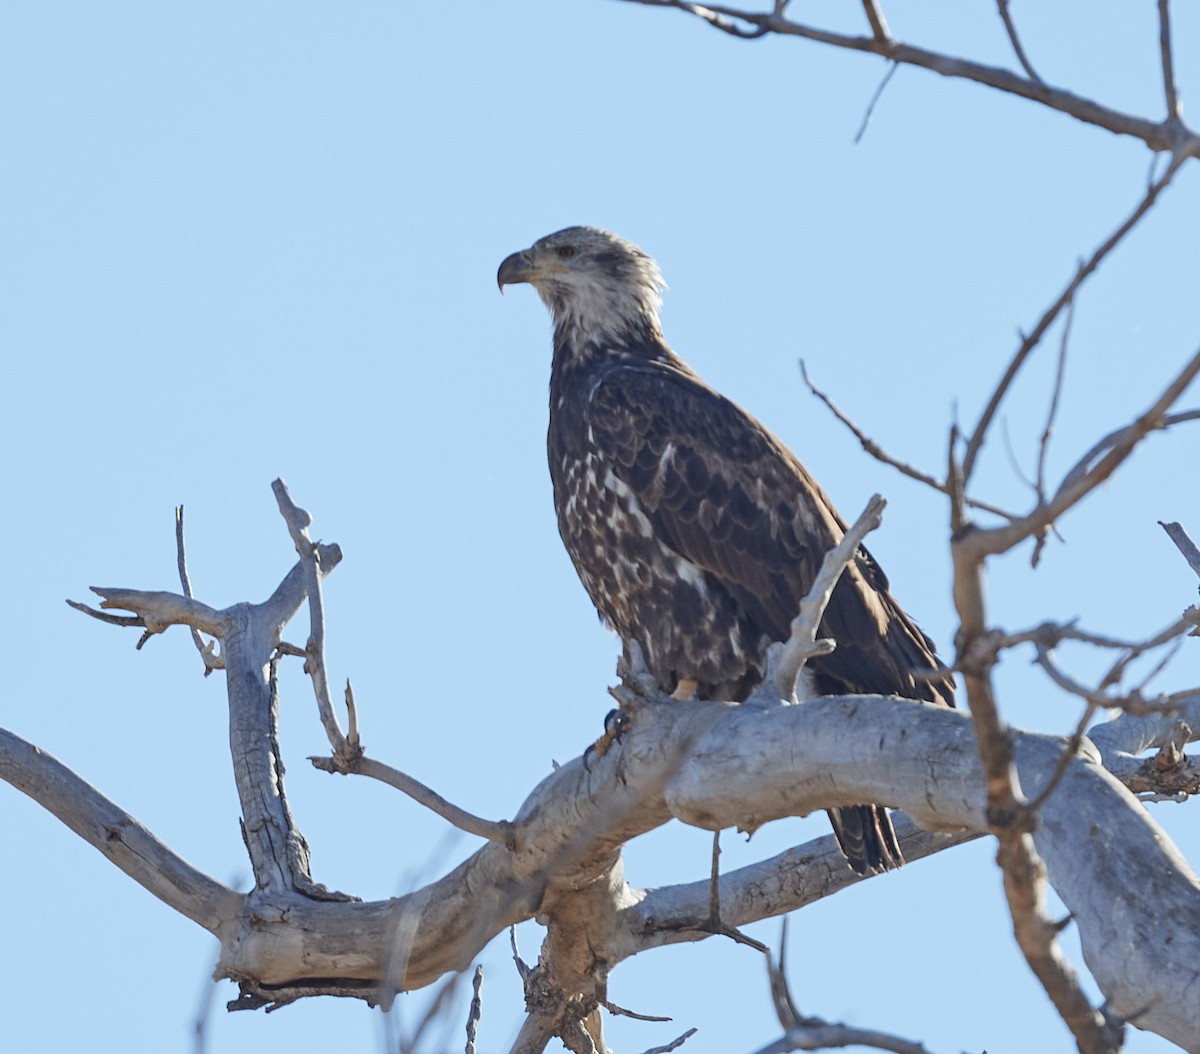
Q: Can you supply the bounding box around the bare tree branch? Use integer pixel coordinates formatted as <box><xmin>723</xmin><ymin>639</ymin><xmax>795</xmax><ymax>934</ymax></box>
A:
<box><xmin>603</xmin><ymin>1000</ymin><xmax>671</xmax><ymax>1023</ymax></box>
<box><xmin>618</xmin><ymin>815</ymin><xmax>978</xmax><ymax>962</ymax></box>
<box><xmin>272</xmin><ymin>478</ymin><xmax>358</xmax><ymax>761</ymax></box>
<box><xmin>1098</xmin><ymin>608</ymin><xmax>1200</xmax><ymax>693</ymax></box>
<box><xmin>951</xmin><ymin>459</ymin><xmax>1116</xmax><ymax>1051</ymax></box>
<box><xmin>640</xmin><ymin>1027</ymin><xmax>698</xmax><ymax>1054</ymax></box>
<box><xmin>466</xmin><ymin>965</ymin><xmax>484</xmax><ymax>1054</ymax></box>
<box><xmin>962</xmin><ymin>162</ymin><xmax>1186</xmax><ymax>486</ymax></box>
<box><xmin>80</xmin><ymin>587</ymin><xmax>229</xmax><ymax>638</ymax></box>
<box><xmin>72</xmin><ymin>535</ymin><xmax>348</xmax><ymax>901</ymax></box>
<box><xmin>0</xmin><ymin>727</ymin><xmax>237</xmax><ymax>930</ymax></box>
<box><xmin>1160</xmin><ymin>520</ymin><xmax>1200</xmax><ymax>582</ymax></box>
<box><xmin>853</xmin><ymin>61</ymin><xmax>898</xmax><ymax>144</ymax></box>
<box><xmin>10</xmin><ymin>667</ymin><xmax>1200</xmax><ymax>1044</ymax></box>
<box><xmin>799</xmin><ymin>360</ymin><xmax>1016</xmax><ymax>521</ymax></box>
<box><xmin>995</xmin><ymin>0</ymin><xmax>1043</xmax><ymax>83</ymax></box>
<box><xmin>311</xmin><ymin>751</ymin><xmax>513</xmax><ymax>845</ymax></box>
<box><xmin>965</xmin><ymin>355</ymin><xmax>1200</xmax><ymax>559</ymax></box>
<box><xmin>1029</xmin><ymin>297</ymin><xmax>1073</xmax><ymax>567</ymax></box>
<box><xmin>859</xmin><ymin>0</ymin><xmax>889</xmax><ymax>44</ymax></box>
<box><xmin>64</xmin><ymin>598</ymin><xmax>146</xmax><ymax>629</ymax></box>
<box><xmin>1158</xmin><ymin>0</ymin><xmax>1181</xmax><ymax>124</ymax></box>
<box><xmin>616</xmin><ymin>0</ymin><xmax>1197</xmax><ymax>152</ymax></box>
<box><xmin>176</xmin><ymin>506</ymin><xmax>222</xmax><ymax>673</ymax></box>
<box><xmin>753</xmin><ymin>921</ymin><xmax>938</xmax><ymax>1054</ymax></box>
<box><xmin>752</xmin><ymin>494</ymin><xmax>885</xmax><ymax>703</ymax></box>
<box><xmin>1057</xmin><ymin>408</ymin><xmax>1200</xmax><ymax>498</ymax></box>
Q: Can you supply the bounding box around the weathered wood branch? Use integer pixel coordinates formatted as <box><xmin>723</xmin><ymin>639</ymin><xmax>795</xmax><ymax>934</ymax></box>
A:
<box><xmin>0</xmin><ymin>727</ymin><xmax>238</xmax><ymax>931</ymax></box>
<box><xmin>14</xmin><ymin>479</ymin><xmax>1200</xmax><ymax>1049</ymax></box>
<box><xmin>70</xmin><ymin>540</ymin><xmax>345</xmax><ymax>901</ymax></box>
<box><xmin>752</xmin><ymin>493</ymin><xmax>886</xmax><ymax>704</ymax></box>
<box><xmin>272</xmin><ymin>478</ymin><xmax>357</xmax><ymax>759</ymax></box>
<box><xmin>4</xmin><ymin>685</ymin><xmax>1198</xmax><ymax>1043</ymax></box>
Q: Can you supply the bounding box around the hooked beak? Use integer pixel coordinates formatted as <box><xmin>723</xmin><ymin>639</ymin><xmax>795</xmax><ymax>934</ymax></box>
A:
<box><xmin>497</xmin><ymin>250</ymin><xmax>536</xmax><ymax>292</ymax></box>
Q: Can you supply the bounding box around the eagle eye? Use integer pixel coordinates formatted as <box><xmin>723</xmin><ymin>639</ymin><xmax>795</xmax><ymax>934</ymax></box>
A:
<box><xmin>555</xmin><ymin>245</ymin><xmax>577</xmax><ymax>260</ymax></box>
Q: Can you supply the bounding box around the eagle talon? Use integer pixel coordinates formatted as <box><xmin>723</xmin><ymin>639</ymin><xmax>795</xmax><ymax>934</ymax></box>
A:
<box><xmin>585</xmin><ymin>707</ymin><xmax>632</xmax><ymax>767</ymax></box>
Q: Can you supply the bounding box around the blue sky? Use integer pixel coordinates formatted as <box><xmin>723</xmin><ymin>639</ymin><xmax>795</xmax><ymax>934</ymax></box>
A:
<box><xmin>2</xmin><ymin>3</ymin><xmax>1198</xmax><ymax>1052</ymax></box>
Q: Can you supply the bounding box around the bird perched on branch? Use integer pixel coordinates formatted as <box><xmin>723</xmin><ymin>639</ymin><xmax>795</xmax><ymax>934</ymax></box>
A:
<box><xmin>498</xmin><ymin>226</ymin><xmax>954</xmax><ymax>874</ymax></box>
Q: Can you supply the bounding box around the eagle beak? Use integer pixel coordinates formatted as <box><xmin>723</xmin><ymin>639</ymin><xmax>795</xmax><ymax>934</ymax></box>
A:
<box><xmin>497</xmin><ymin>250</ymin><xmax>536</xmax><ymax>292</ymax></box>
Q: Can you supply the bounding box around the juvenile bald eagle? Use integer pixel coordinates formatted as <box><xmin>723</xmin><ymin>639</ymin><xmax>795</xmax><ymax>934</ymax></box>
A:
<box><xmin>498</xmin><ymin>226</ymin><xmax>954</xmax><ymax>874</ymax></box>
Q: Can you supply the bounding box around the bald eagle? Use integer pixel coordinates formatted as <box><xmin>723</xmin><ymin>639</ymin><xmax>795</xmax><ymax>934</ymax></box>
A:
<box><xmin>498</xmin><ymin>226</ymin><xmax>954</xmax><ymax>874</ymax></box>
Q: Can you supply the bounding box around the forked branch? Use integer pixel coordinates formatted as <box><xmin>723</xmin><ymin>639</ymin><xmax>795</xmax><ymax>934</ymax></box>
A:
<box><xmin>273</xmin><ymin>478</ymin><xmax>359</xmax><ymax>762</ymax></box>
<box><xmin>617</xmin><ymin>0</ymin><xmax>1198</xmax><ymax>152</ymax></box>
<box><xmin>753</xmin><ymin>494</ymin><xmax>885</xmax><ymax>703</ymax></box>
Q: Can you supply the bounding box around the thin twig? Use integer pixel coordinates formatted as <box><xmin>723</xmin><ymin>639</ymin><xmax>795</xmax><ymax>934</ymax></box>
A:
<box><xmin>640</xmin><ymin>0</ymin><xmax>770</xmax><ymax>38</ymax></box>
<box><xmin>638</xmin><ymin>1028</ymin><xmax>698</xmax><ymax>1054</ymax></box>
<box><xmin>1033</xmin><ymin>640</ymin><xmax>1193</xmax><ymax>718</ymax></box>
<box><xmin>1000</xmin><ymin>415</ymin><xmax>1037</xmax><ymax>493</ymax></box>
<box><xmin>65</xmin><ymin>599</ymin><xmax>144</xmax><ymax>628</ymax></box>
<box><xmin>510</xmin><ymin>926</ymin><xmax>532</xmax><ymax>982</ymax></box>
<box><xmin>1026</xmin><ymin>700</ymin><xmax>1099</xmax><ymax>813</ymax></box>
<box><xmin>1135</xmin><ymin>638</ymin><xmax>1185</xmax><ymax>695</ymax></box>
<box><xmin>175</xmin><ymin>506</ymin><xmax>222</xmax><ymax>674</ymax></box>
<box><xmin>854</xmin><ymin>61</ymin><xmax>898</xmax><ymax>143</ymax></box>
<box><xmin>996</xmin><ymin>0</ymin><xmax>1043</xmax><ymax>83</ymax></box>
<box><xmin>757</xmin><ymin>920</ymin><xmax>937</xmax><ymax>1054</ymax></box>
<box><xmin>618</xmin><ymin>0</ymin><xmax>1190</xmax><ymax>151</ymax></box>
<box><xmin>403</xmin><ymin>972</ymin><xmax>464</xmax><ymax>1054</ymax></box>
<box><xmin>465</xmin><ymin>966</ymin><xmax>484</xmax><ymax>1054</ymax></box>
<box><xmin>311</xmin><ymin>752</ymin><xmax>513</xmax><ymax>844</ymax></box>
<box><xmin>708</xmin><ymin>831</ymin><xmax>721</xmax><ymax>923</ymax></box>
<box><xmin>800</xmin><ymin>361</ymin><xmax>1016</xmax><ymax>521</ymax></box>
<box><xmin>603</xmin><ymin>1000</ymin><xmax>672</xmax><ymax>1023</ymax></box>
<box><xmin>1035</xmin><ymin>296</ymin><xmax>1072</xmax><ymax>506</ymax></box>
<box><xmin>970</xmin><ymin>360</ymin><xmax>1200</xmax><ymax>560</ymax></box>
<box><xmin>1158</xmin><ymin>0</ymin><xmax>1180</xmax><ymax>123</ymax></box>
<box><xmin>1099</xmin><ymin>609</ymin><xmax>1200</xmax><ymax>692</ymax></box>
<box><xmin>344</xmin><ymin>679</ymin><xmax>360</xmax><ymax>747</ymax></box>
<box><xmin>1058</xmin><ymin>408</ymin><xmax>1200</xmax><ymax>497</ymax></box>
<box><xmin>962</xmin><ymin>160</ymin><xmax>1185</xmax><ymax>486</ymax></box>
<box><xmin>1029</xmin><ymin>297</ymin><xmax>1073</xmax><ymax>567</ymax></box>
<box><xmin>801</xmin><ymin>361</ymin><xmax>943</xmax><ymax>493</ymax></box>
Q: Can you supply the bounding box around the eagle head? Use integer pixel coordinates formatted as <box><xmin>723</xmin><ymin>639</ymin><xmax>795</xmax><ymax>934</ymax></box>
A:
<box><xmin>498</xmin><ymin>226</ymin><xmax>665</xmax><ymax>341</ymax></box>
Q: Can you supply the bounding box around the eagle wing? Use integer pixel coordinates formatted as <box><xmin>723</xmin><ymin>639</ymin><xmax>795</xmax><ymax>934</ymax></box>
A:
<box><xmin>586</xmin><ymin>361</ymin><xmax>954</xmax><ymax>707</ymax></box>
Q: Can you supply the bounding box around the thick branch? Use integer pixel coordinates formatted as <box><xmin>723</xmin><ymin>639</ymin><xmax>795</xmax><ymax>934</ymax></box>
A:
<box><xmin>9</xmin><ymin>691</ymin><xmax>1200</xmax><ymax>1046</ymax></box>
<box><xmin>74</xmin><ymin>535</ymin><xmax>345</xmax><ymax>900</ymax></box>
<box><xmin>614</xmin><ymin>815</ymin><xmax>977</xmax><ymax>962</ymax></box>
<box><xmin>0</xmin><ymin>727</ymin><xmax>237</xmax><ymax>931</ymax></box>
<box><xmin>660</xmin><ymin>698</ymin><xmax>1200</xmax><ymax>1047</ymax></box>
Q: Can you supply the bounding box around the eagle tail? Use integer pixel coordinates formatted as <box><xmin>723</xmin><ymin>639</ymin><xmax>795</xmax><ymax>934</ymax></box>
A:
<box><xmin>826</xmin><ymin>804</ymin><xmax>903</xmax><ymax>875</ymax></box>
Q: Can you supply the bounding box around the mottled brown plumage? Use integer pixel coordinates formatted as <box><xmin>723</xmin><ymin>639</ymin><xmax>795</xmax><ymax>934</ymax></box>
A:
<box><xmin>499</xmin><ymin>226</ymin><xmax>954</xmax><ymax>873</ymax></box>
